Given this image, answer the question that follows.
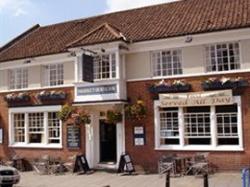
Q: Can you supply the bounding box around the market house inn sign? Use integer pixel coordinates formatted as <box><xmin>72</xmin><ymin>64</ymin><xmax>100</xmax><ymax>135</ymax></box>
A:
<box><xmin>159</xmin><ymin>90</ymin><xmax>233</xmax><ymax>107</ymax></box>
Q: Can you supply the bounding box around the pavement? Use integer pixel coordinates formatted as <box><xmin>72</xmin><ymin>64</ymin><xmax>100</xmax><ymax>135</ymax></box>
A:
<box><xmin>15</xmin><ymin>171</ymin><xmax>241</xmax><ymax>187</ymax></box>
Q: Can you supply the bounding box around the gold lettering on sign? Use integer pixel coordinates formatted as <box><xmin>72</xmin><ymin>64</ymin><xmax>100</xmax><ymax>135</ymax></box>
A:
<box><xmin>159</xmin><ymin>90</ymin><xmax>233</xmax><ymax>107</ymax></box>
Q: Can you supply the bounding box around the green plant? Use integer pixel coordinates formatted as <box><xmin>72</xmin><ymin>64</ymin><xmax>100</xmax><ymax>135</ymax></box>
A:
<box><xmin>71</xmin><ymin>109</ymin><xmax>91</xmax><ymax>125</ymax></box>
<box><xmin>57</xmin><ymin>104</ymin><xmax>73</xmax><ymax>122</ymax></box>
<box><xmin>125</xmin><ymin>99</ymin><xmax>146</xmax><ymax>121</ymax></box>
<box><xmin>106</xmin><ymin>110</ymin><xmax>123</xmax><ymax>124</ymax></box>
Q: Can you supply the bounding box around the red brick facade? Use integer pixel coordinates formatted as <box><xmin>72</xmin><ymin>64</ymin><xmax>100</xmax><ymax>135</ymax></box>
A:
<box><xmin>0</xmin><ymin>87</ymin><xmax>86</xmax><ymax>160</ymax></box>
<box><xmin>125</xmin><ymin>72</ymin><xmax>250</xmax><ymax>171</ymax></box>
<box><xmin>0</xmin><ymin>72</ymin><xmax>249</xmax><ymax>171</ymax></box>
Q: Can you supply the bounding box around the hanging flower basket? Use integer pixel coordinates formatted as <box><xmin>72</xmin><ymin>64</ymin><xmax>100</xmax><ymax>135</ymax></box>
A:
<box><xmin>202</xmin><ymin>77</ymin><xmax>249</xmax><ymax>91</ymax></box>
<box><xmin>106</xmin><ymin>110</ymin><xmax>123</xmax><ymax>124</ymax></box>
<box><xmin>37</xmin><ymin>91</ymin><xmax>66</xmax><ymax>101</ymax></box>
<box><xmin>57</xmin><ymin>104</ymin><xmax>91</xmax><ymax>125</ymax></box>
<box><xmin>149</xmin><ymin>79</ymin><xmax>191</xmax><ymax>93</ymax></box>
<box><xmin>125</xmin><ymin>99</ymin><xmax>147</xmax><ymax>121</ymax></box>
<box><xmin>4</xmin><ymin>92</ymin><xmax>30</xmax><ymax>104</ymax></box>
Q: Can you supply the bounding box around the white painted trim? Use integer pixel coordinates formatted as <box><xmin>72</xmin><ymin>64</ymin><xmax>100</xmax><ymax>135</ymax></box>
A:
<box><xmin>73</xmin><ymin>101</ymin><xmax>127</xmax><ymax>106</ymax></box>
<box><xmin>126</xmin><ymin>69</ymin><xmax>250</xmax><ymax>82</ymax></box>
<box><xmin>0</xmin><ymin>84</ymin><xmax>74</xmax><ymax>93</ymax></box>
<box><xmin>154</xmin><ymin>96</ymin><xmax>243</xmax><ymax>151</ymax></box>
<box><xmin>8</xmin><ymin>105</ymin><xmax>62</xmax><ymax>148</ymax></box>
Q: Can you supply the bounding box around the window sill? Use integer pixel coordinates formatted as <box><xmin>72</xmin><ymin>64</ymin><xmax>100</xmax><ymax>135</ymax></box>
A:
<box><xmin>9</xmin><ymin>143</ymin><xmax>62</xmax><ymax>149</ymax></box>
<box><xmin>155</xmin><ymin>145</ymin><xmax>244</xmax><ymax>152</ymax></box>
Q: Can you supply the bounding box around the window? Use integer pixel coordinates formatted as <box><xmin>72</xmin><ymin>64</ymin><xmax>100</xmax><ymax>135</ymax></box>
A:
<box><xmin>93</xmin><ymin>54</ymin><xmax>116</xmax><ymax>80</ymax></box>
<box><xmin>28</xmin><ymin>113</ymin><xmax>44</xmax><ymax>143</ymax></box>
<box><xmin>43</xmin><ymin>64</ymin><xmax>64</xmax><ymax>86</ymax></box>
<box><xmin>184</xmin><ymin>107</ymin><xmax>211</xmax><ymax>145</ymax></box>
<box><xmin>10</xmin><ymin>106</ymin><xmax>62</xmax><ymax>148</ymax></box>
<box><xmin>155</xmin><ymin>97</ymin><xmax>242</xmax><ymax>150</ymax></box>
<box><xmin>216</xmin><ymin>105</ymin><xmax>239</xmax><ymax>145</ymax></box>
<box><xmin>159</xmin><ymin>108</ymin><xmax>179</xmax><ymax>145</ymax></box>
<box><xmin>205</xmin><ymin>42</ymin><xmax>240</xmax><ymax>72</ymax></box>
<box><xmin>48</xmin><ymin>112</ymin><xmax>60</xmax><ymax>144</ymax></box>
<box><xmin>13</xmin><ymin>114</ymin><xmax>25</xmax><ymax>143</ymax></box>
<box><xmin>8</xmin><ymin>68</ymin><xmax>28</xmax><ymax>90</ymax></box>
<box><xmin>152</xmin><ymin>49</ymin><xmax>182</xmax><ymax>77</ymax></box>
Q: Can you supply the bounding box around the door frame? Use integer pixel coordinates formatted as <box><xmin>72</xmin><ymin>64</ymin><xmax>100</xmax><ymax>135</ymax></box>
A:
<box><xmin>85</xmin><ymin>108</ymin><xmax>125</xmax><ymax>169</ymax></box>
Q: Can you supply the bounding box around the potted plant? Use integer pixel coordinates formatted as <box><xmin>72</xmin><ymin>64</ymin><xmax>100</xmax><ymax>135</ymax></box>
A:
<box><xmin>106</xmin><ymin>110</ymin><xmax>123</xmax><ymax>124</ymax></box>
<box><xmin>57</xmin><ymin>104</ymin><xmax>90</xmax><ymax>125</ymax></box>
<box><xmin>37</xmin><ymin>91</ymin><xmax>66</xmax><ymax>101</ymax></box>
<box><xmin>202</xmin><ymin>77</ymin><xmax>249</xmax><ymax>90</ymax></box>
<box><xmin>4</xmin><ymin>92</ymin><xmax>30</xmax><ymax>103</ymax></box>
<box><xmin>125</xmin><ymin>99</ymin><xmax>147</xmax><ymax>121</ymax></box>
<box><xmin>149</xmin><ymin>79</ymin><xmax>191</xmax><ymax>93</ymax></box>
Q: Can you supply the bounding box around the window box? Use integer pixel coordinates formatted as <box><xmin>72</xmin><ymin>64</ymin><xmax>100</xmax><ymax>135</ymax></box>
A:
<box><xmin>37</xmin><ymin>91</ymin><xmax>66</xmax><ymax>102</ymax></box>
<box><xmin>149</xmin><ymin>80</ymin><xmax>191</xmax><ymax>93</ymax></box>
<box><xmin>4</xmin><ymin>92</ymin><xmax>30</xmax><ymax>105</ymax></box>
<box><xmin>202</xmin><ymin>77</ymin><xmax>248</xmax><ymax>91</ymax></box>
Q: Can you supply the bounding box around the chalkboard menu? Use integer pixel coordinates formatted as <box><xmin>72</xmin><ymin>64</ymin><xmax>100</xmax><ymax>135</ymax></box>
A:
<box><xmin>67</xmin><ymin>125</ymin><xmax>80</xmax><ymax>149</ymax></box>
<box><xmin>117</xmin><ymin>153</ymin><xmax>135</xmax><ymax>174</ymax></box>
<box><xmin>73</xmin><ymin>154</ymin><xmax>90</xmax><ymax>173</ymax></box>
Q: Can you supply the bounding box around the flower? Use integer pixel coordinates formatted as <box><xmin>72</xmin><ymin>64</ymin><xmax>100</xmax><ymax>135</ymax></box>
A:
<box><xmin>220</xmin><ymin>77</ymin><xmax>230</xmax><ymax>84</ymax></box>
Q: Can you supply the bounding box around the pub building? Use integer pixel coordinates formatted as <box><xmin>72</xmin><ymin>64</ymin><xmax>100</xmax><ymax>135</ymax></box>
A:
<box><xmin>0</xmin><ymin>0</ymin><xmax>250</xmax><ymax>172</ymax></box>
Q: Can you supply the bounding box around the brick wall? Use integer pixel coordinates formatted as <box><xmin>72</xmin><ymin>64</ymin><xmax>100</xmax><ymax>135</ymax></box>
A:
<box><xmin>0</xmin><ymin>87</ymin><xmax>86</xmax><ymax>161</ymax></box>
<box><xmin>126</xmin><ymin>72</ymin><xmax>250</xmax><ymax>172</ymax></box>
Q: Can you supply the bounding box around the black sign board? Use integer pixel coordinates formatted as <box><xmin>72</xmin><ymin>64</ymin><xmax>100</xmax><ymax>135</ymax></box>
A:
<box><xmin>82</xmin><ymin>54</ymin><xmax>94</xmax><ymax>83</ymax></box>
<box><xmin>117</xmin><ymin>153</ymin><xmax>135</xmax><ymax>174</ymax></box>
<box><xmin>73</xmin><ymin>155</ymin><xmax>90</xmax><ymax>173</ymax></box>
<box><xmin>67</xmin><ymin>125</ymin><xmax>80</xmax><ymax>149</ymax></box>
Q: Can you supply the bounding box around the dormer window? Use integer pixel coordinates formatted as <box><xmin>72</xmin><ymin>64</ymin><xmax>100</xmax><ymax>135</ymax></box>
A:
<box><xmin>205</xmin><ymin>42</ymin><xmax>240</xmax><ymax>72</ymax></box>
<box><xmin>93</xmin><ymin>53</ymin><xmax>116</xmax><ymax>80</ymax></box>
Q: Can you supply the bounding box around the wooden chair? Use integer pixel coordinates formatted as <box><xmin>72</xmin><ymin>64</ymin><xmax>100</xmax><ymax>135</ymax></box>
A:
<box><xmin>185</xmin><ymin>153</ymin><xmax>209</xmax><ymax>176</ymax></box>
<box><xmin>158</xmin><ymin>154</ymin><xmax>177</xmax><ymax>177</ymax></box>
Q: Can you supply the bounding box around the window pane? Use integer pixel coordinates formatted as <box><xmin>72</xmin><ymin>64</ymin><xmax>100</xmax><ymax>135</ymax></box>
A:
<box><xmin>28</xmin><ymin>113</ymin><xmax>44</xmax><ymax>143</ymax></box>
<box><xmin>48</xmin><ymin>112</ymin><xmax>60</xmax><ymax>144</ymax></box>
<box><xmin>206</xmin><ymin>43</ymin><xmax>240</xmax><ymax>72</ymax></box>
<box><xmin>8</xmin><ymin>68</ymin><xmax>28</xmax><ymax>90</ymax></box>
<box><xmin>45</xmin><ymin>64</ymin><xmax>64</xmax><ymax>86</ymax></box>
<box><xmin>152</xmin><ymin>49</ymin><xmax>182</xmax><ymax>77</ymax></box>
<box><xmin>13</xmin><ymin>113</ymin><xmax>25</xmax><ymax>143</ymax></box>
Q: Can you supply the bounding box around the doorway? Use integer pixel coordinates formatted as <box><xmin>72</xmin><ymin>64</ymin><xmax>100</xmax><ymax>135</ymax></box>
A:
<box><xmin>99</xmin><ymin>120</ymin><xmax>117</xmax><ymax>163</ymax></box>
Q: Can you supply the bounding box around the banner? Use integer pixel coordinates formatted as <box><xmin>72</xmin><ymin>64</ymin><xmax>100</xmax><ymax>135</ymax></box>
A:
<box><xmin>159</xmin><ymin>90</ymin><xmax>233</xmax><ymax>107</ymax></box>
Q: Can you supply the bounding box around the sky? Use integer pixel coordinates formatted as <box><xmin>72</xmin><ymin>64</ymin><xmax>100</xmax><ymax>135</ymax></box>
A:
<box><xmin>0</xmin><ymin>0</ymin><xmax>177</xmax><ymax>47</ymax></box>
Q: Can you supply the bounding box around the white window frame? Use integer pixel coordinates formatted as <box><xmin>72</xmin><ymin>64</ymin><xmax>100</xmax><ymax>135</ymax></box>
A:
<box><xmin>205</xmin><ymin>42</ymin><xmax>240</xmax><ymax>72</ymax></box>
<box><xmin>151</xmin><ymin>49</ymin><xmax>183</xmax><ymax>77</ymax></box>
<box><xmin>93</xmin><ymin>53</ymin><xmax>117</xmax><ymax>81</ymax></box>
<box><xmin>9</xmin><ymin>106</ymin><xmax>62</xmax><ymax>149</ymax></box>
<box><xmin>8</xmin><ymin>68</ymin><xmax>28</xmax><ymax>90</ymax></box>
<box><xmin>154</xmin><ymin>96</ymin><xmax>243</xmax><ymax>151</ymax></box>
<box><xmin>43</xmin><ymin>63</ymin><xmax>64</xmax><ymax>87</ymax></box>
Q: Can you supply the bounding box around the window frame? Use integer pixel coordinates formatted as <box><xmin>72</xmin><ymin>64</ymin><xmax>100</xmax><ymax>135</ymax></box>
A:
<box><xmin>151</xmin><ymin>49</ymin><xmax>183</xmax><ymax>78</ymax></box>
<box><xmin>43</xmin><ymin>63</ymin><xmax>64</xmax><ymax>87</ymax></box>
<box><xmin>8</xmin><ymin>68</ymin><xmax>28</xmax><ymax>90</ymax></box>
<box><xmin>93</xmin><ymin>53</ymin><xmax>117</xmax><ymax>81</ymax></box>
<box><xmin>205</xmin><ymin>42</ymin><xmax>241</xmax><ymax>73</ymax></box>
<box><xmin>154</xmin><ymin>96</ymin><xmax>243</xmax><ymax>151</ymax></box>
<box><xmin>9</xmin><ymin>106</ymin><xmax>62</xmax><ymax>149</ymax></box>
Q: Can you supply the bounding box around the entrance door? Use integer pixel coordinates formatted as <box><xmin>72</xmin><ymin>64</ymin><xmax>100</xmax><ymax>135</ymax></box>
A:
<box><xmin>99</xmin><ymin>120</ymin><xmax>117</xmax><ymax>163</ymax></box>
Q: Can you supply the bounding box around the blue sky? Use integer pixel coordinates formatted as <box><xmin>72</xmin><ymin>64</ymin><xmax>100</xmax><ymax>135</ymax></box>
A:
<box><xmin>0</xmin><ymin>0</ymin><xmax>176</xmax><ymax>46</ymax></box>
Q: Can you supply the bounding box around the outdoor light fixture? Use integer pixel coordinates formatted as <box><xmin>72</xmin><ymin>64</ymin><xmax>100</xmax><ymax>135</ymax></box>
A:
<box><xmin>185</xmin><ymin>35</ymin><xmax>193</xmax><ymax>43</ymax></box>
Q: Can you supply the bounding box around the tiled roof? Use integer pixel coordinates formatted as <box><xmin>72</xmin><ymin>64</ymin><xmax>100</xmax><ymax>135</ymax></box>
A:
<box><xmin>0</xmin><ymin>0</ymin><xmax>250</xmax><ymax>62</ymax></box>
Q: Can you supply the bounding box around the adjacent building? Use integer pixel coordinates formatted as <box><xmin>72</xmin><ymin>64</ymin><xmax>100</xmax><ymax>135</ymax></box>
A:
<box><xmin>0</xmin><ymin>0</ymin><xmax>250</xmax><ymax>171</ymax></box>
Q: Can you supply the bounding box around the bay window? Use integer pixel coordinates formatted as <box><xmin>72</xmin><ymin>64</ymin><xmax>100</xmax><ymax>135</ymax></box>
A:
<box><xmin>8</xmin><ymin>68</ymin><xmax>28</xmax><ymax>90</ymax></box>
<box><xmin>151</xmin><ymin>49</ymin><xmax>183</xmax><ymax>77</ymax></box>
<box><xmin>205</xmin><ymin>42</ymin><xmax>240</xmax><ymax>72</ymax></box>
<box><xmin>10</xmin><ymin>106</ymin><xmax>62</xmax><ymax>148</ymax></box>
<box><xmin>93</xmin><ymin>54</ymin><xmax>116</xmax><ymax>80</ymax></box>
<box><xmin>155</xmin><ymin>96</ymin><xmax>242</xmax><ymax>150</ymax></box>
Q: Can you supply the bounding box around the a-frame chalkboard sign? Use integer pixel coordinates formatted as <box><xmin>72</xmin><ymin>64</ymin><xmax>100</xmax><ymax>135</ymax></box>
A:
<box><xmin>117</xmin><ymin>153</ymin><xmax>135</xmax><ymax>174</ymax></box>
<box><xmin>73</xmin><ymin>154</ymin><xmax>91</xmax><ymax>174</ymax></box>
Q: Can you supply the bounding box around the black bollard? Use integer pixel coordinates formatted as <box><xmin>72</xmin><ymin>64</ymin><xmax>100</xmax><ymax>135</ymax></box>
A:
<box><xmin>203</xmin><ymin>173</ymin><xmax>209</xmax><ymax>187</ymax></box>
<box><xmin>165</xmin><ymin>171</ymin><xmax>170</xmax><ymax>187</ymax></box>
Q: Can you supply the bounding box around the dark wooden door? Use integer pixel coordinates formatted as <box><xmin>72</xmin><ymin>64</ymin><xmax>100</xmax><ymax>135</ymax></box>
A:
<box><xmin>99</xmin><ymin>120</ymin><xmax>117</xmax><ymax>162</ymax></box>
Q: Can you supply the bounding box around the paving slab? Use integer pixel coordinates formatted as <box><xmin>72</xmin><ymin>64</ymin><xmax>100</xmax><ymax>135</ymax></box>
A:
<box><xmin>15</xmin><ymin>171</ymin><xmax>241</xmax><ymax>187</ymax></box>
